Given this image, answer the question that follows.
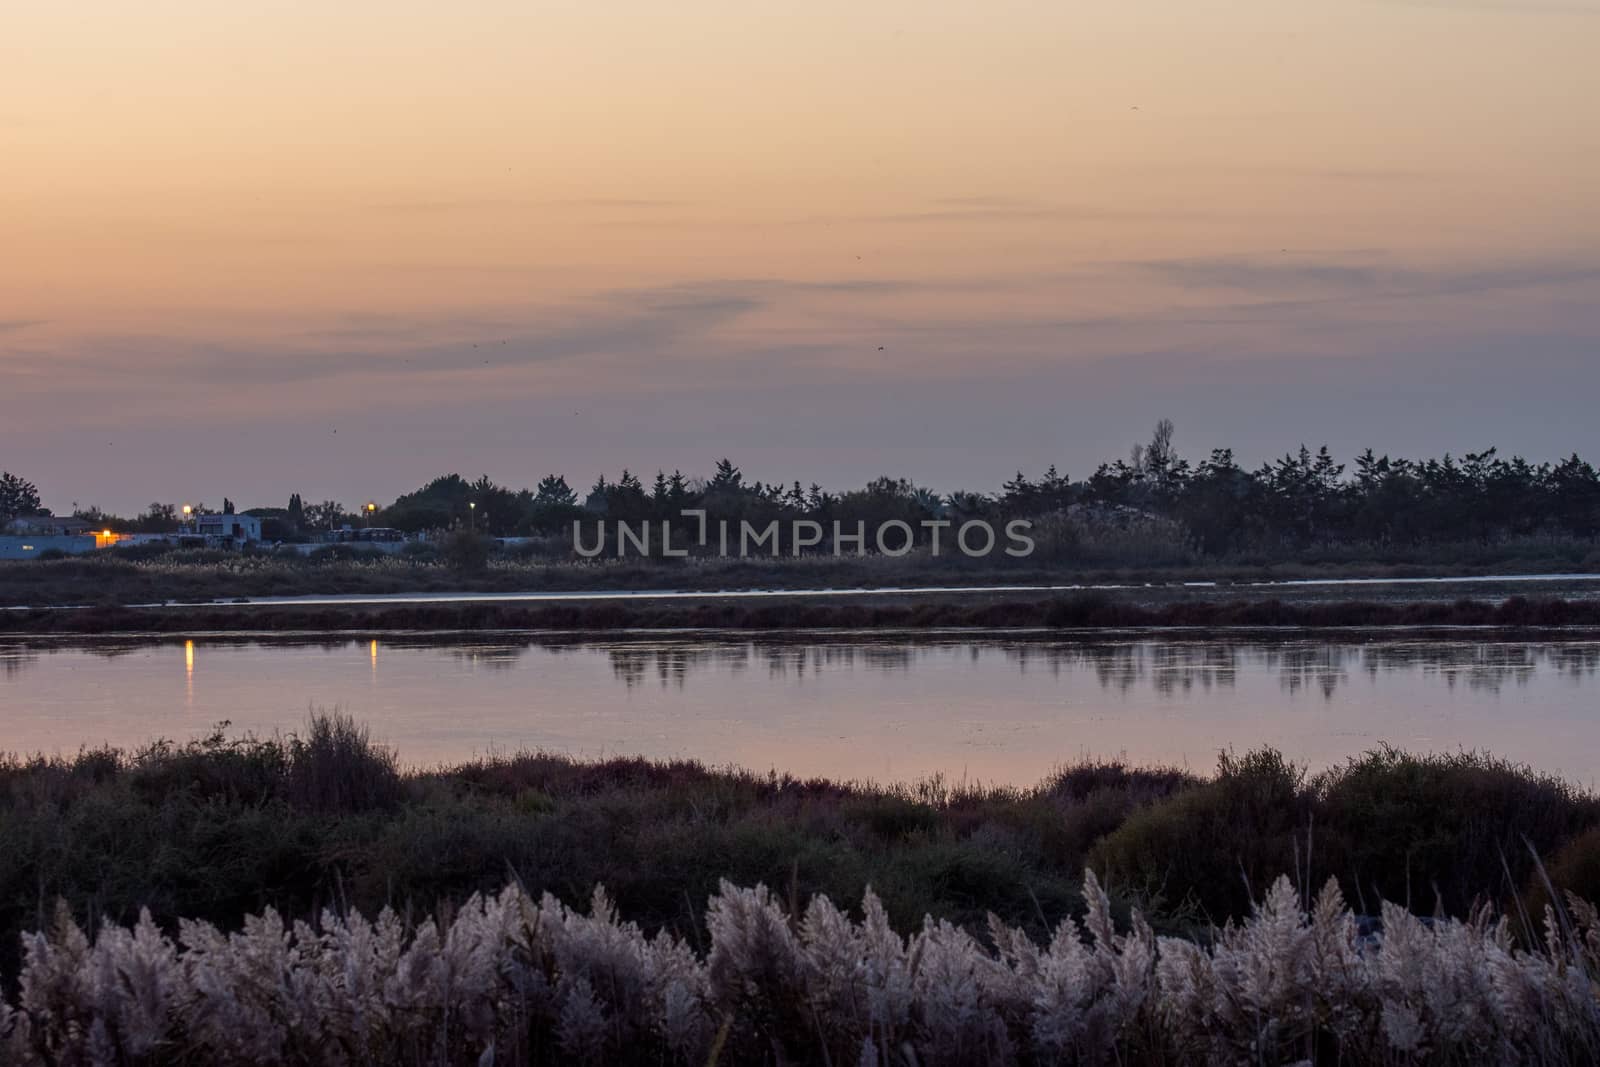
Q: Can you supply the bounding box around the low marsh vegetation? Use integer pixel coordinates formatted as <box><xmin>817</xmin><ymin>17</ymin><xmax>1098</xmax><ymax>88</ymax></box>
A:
<box><xmin>6</xmin><ymin>716</ymin><xmax>1600</xmax><ymax>1060</ymax></box>
<box><xmin>3</xmin><ymin>537</ymin><xmax>1599</xmax><ymax>610</ymax></box>
<box><xmin>3</xmin><ymin>716</ymin><xmax>1597</xmax><ymax>965</ymax></box>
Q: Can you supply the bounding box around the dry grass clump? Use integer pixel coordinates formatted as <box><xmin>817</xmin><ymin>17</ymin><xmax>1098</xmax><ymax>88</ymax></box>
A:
<box><xmin>5</xmin><ymin>871</ymin><xmax>1600</xmax><ymax>1065</ymax></box>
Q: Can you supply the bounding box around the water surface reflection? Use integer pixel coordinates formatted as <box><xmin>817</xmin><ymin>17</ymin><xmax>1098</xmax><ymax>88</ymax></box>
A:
<box><xmin>2</xmin><ymin>633</ymin><xmax>1597</xmax><ymax>784</ymax></box>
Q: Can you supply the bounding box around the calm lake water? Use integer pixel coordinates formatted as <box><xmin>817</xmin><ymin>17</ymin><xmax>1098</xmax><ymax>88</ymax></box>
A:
<box><xmin>2</xmin><ymin>632</ymin><xmax>1597</xmax><ymax>785</ymax></box>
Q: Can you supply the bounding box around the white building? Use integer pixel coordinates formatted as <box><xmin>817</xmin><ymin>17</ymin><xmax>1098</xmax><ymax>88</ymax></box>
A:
<box><xmin>0</xmin><ymin>535</ymin><xmax>98</xmax><ymax>559</ymax></box>
<box><xmin>185</xmin><ymin>513</ymin><xmax>263</xmax><ymax>542</ymax></box>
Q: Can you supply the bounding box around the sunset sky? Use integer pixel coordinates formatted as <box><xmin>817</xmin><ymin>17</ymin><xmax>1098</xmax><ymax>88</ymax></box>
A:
<box><xmin>4</xmin><ymin>0</ymin><xmax>1598</xmax><ymax>514</ymax></box>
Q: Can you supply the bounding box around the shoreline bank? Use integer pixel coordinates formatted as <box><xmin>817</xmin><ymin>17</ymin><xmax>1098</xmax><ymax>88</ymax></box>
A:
<box><xmin>6</xmin><ymin>591</ymin><xmax>1600</xmax><ymax>634</ymax></box>
<box><xmin>4</xmin><ymin>551</ymin><xmax>1599</xmax><ymax>610</ymax></box>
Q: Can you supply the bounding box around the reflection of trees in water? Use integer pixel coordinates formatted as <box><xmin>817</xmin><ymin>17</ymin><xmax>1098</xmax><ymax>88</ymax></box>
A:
<box><xmin>14</xmin><ymin>634</ymin><xmax>1600</xmax><ymax>700</ymax></box>
<box><xmin>1010</xmin><ymin>642</ymin><xmax>1141</xmax><ymax>691</ymax></box>
<box><xmin>443</xmin><ymin>645</ymin><xmax>527</xmax><ymax>671</ymax></box>
<box><xmin>999</xmin><ymin>642</ymin><xmax>1239</xmax><ymax>694</ymax></box>
<box><xmin>1</xmin><ymin>638</ymin><xmax>160</xmax><ymax>679</ymax></box>
<box><xmin>1090</xmin><ymin>645</ymin><xmax>1143</xmax><ymax>693</ymax></box>
<box><xmin>608</xmin><ymin>644</ymin><xmax>745</xmax><ymax>689</ymax></box>
<box><xmin>604</xmin><ymin>641</ymin><xmax>917</xmax><ymax>689</ymax></box>
<box><xmin>409</xmin><ymin>636</ymin><xmax>1600</xmax><ymax>695</ymax></box>
<box><xmin>1548</xmin><ymin>645</ymin><xmax>1600</xmax><ymax>679</ymax></box>
<box><xmin>600</xmin><ymin>639</ymin><xmax>1254</xmax><ymax>696</ymax></box>
<box><xmin>76</xmin><ymin>645</ymin><xmax>148</xmax><ymax>662</ymax></box>
<box><xmin>0</xmin><ymin>646</ymin><xmax>39</xmax><ymax>679</ymax></box>
<box><xmin>1261</xmin><ymin>645</ymin><xmax>1348</xmax><ymax>700</ymax></box>
<box><xmin>1358</xmin><ymin>642</ymin><xmax>1599</xmax><ymax>694</ymax></box>
<box><xmin>1148</xmin><ymin>643</ymin><xmax>1239</xmax><ymax>695</ymax></box>
<box><xmin>1384</xmin><ymin>643</ymin><xmax>1532</xmax><ymax>694</ymax></box>
<box><xmin>346</xmin><ymin>634</ymin><xmax>1600</xmax><ymax>698</ymax></box>
<box><xmin>591</xmin><ymin>638</ymin><xmax>1600</xmax><ymax>699</ymax></box>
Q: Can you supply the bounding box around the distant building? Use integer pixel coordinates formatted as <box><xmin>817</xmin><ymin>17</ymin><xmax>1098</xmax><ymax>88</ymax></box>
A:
<box><xmin>327</xmin><ymin>526</ymin><xmax>405</xmax><ymax>544</ymax></box>
<box><xmin>183</xmin><ymin>513</ymin><xmax>263</xmax><ymax>542</ymax></box>
<box><xmin>7</xmin><ymin>513</ymin><xmax>94</xmax><ymax>536</ymax></box>
<box><xmin>0</xmin><ymin>535</ymin><xmax>97</xmax><ymax>559</ymax></box>
<box><xmin>0</xmin><ymin>514</ymin><xmax>129</xmax><ymax>557</ymax></box>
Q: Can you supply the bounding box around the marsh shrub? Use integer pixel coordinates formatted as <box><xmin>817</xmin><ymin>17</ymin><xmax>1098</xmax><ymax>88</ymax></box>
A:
<box><xmin>127</xmin><ymin>727</ymin><xmax>290</xmax><ymax>807</ymax></box>
<box><xmin>1314</xmin><ymin>749</ymin><xmax>1600</xmax><ymax>914</ymax></box>
<box><xmin>284</xmin><ymin>712</ymin><xmax>402</xmax><ymax>814</ymax></box>
<box><xmin>1090</xmin><ymin>749</ymin><xmax>1600</xmax><ymax>925</ymax></box>
<box><xmin>101</xmin><ymin>715</ymin><xmax>400</xmax><ymax>815</ymax></box>
<box><xmin>1089</xmin><ymin>749</ymin><xmax>1309</xmax><ymax>920</ymax></box>
<box><xmin>5</xmin><ymin>871</ymin><xmax>1600</xmax><ymax>1065</ymax></box>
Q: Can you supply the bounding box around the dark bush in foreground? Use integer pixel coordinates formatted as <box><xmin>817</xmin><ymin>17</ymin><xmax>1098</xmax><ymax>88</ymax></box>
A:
<box><xmin>283</xmin><ymin>711</ymin><xmax>402</xmax><ymax>813</ymax></box>
<box><xmin>1314</xmin><ymin>747</ymin><xmax>1600</xmax><ymax>915</ymax></box>
<box><xmin>1089</xmin><ymin>747</ymin><xmax>1600</xmax><ymax>927</ymax></box>
<box><xmin>1088</xmin><ymin>748</ymin><xmax>1309</xmax><ymax>920</ymax></box>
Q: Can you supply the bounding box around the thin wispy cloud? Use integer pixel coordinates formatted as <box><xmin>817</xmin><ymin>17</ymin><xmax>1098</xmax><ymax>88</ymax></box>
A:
<box><xmin>1132</xmin><ymin>255</ymin><xmax>1600</xmax><ymax>304</ymax></box>
<box><xmin>27</xmin><ymin>282</ymin><xmax>766</xmax><ymax>390</ymax></box>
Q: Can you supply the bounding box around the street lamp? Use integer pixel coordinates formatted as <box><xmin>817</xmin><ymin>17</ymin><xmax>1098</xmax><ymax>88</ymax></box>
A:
<box><xmin>364</xmin><ymin>502</ymin><xmax>377</xmax><ymax>528</ymax></box>
<box><xmin>468</xmin><ymin>500</ymin><xmax>476</xmax><ymax>533</ymax></box>
<box><xmin>181</xmin><ymin>504</ymin><xmax>193</xmax><ymax>534</ymax></box>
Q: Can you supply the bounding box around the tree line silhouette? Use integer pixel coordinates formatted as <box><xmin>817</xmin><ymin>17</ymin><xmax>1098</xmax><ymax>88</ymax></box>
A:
<box><xmin>12</xmin><ymin>421</ymin><xmax>1600</xmax><ymax>558</ymax></box>
<box><xmin>330</xmin><ymin>423</ymin><xmax>1600</xmax><ymax>556</ymax></box>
